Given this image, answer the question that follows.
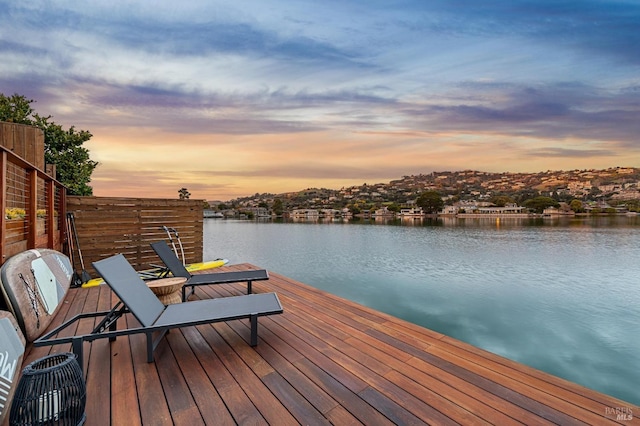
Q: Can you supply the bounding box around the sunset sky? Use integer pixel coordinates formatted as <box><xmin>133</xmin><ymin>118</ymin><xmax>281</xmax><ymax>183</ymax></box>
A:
<box><xmin>1</xmin><ymin>1</ymin><xmax>639</xmax><ymax>201</ymax></box>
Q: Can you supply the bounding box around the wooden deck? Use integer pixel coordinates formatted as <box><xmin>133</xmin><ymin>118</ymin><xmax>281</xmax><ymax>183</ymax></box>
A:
<box><xmin>20</xmin><ymin>264</ymin><xmax>638</xmax><ymax>425</ymax></box>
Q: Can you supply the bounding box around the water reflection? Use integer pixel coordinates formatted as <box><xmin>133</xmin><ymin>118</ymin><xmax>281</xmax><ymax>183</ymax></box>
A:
<box><xmin>282</xmin><ymin>215</ymin><xmax>640</xmax><ymax>229</ymax></box>
<box><xmin>204</xmin><ymin>217</ymin><xmax>640</xmax><ymax>406</ymax></box>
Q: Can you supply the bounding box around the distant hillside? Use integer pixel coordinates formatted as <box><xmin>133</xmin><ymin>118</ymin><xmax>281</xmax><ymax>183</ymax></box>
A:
<box><xmin>214</xmin><ymin>167</ymin><xmax>640</xmax><ymax>211</ymax></box>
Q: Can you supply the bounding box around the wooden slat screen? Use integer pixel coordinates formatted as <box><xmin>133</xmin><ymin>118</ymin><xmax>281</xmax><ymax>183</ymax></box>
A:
<box><xmin>66</xmin><ymin>196</ymin><xmax>204</xmax><ymax>276</ymax></box>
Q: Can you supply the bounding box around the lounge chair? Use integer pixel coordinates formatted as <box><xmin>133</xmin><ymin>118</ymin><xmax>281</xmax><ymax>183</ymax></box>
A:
<box><xmin>34</xmin><ymin>254</ymin><xmax>283</xmax><ymax>369</ymax></box>
<box><xmin>151</xmin><ymin>241</ymin><xmax>269</xmax><ymax>301</ymax></box>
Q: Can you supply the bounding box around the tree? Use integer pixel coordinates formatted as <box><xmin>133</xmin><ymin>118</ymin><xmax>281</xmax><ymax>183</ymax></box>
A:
<box><xmin>523</xmin><ymin>196</ymin><xmax>559</xmax><ymax>213</ymax></box>
<box><xmin>569</xmin><ymin>199</ymin><xmax>584</xmax><ymax>213</ymax></box>
<box><xmin>348</xmin><ymin>204</ymin><xmax>361</xmax><ymax>215</ymax></box>
<box><xmin>589</xmin><ymin>187</ymin><xmax>602</xmax><ymax>198</ymax></box>
<box><xmin>416</xmin><ymin>191</ymin><xmax>444</xmax><ymax>214</ymax></box>
<box><xmin>35</xmin><ymin>115</ymin><xmax>97</xmax><ymax>195</ymax></box>
<box><xmin>514</xmin><ymin>189</ymin><xmax>540</xmax><ymax>205</ymax></box>
<box><xmin>272</xmin><ymin>198</ymin><xmax>284</xmax><ymax>216</ymax></box>
<box><xmin>624</xmin><ymin>200</ymin><xmax>640</xmax><ymax>212</ymax></box>
<box><xmin>386</xmin><ymin>202</ymin><xmax>401</xmax><ymax>212</ymax></box>
<box><xmin>0</xmin><ymin>93</ymin><xmax>98</xmax><ymax>195</ymax></box>
<box><xmin>178</xmin><ymin>188</ymin><xmax>191</xmax><ymax>199</ymax></box>
<box><xmin>0</xmin><ymin>93</ymin><xmax>34</xmax><ymax>124</ymax></box>
<box><xmin>491</xmin><ymin>195</ymin><xmax>515</xmax><ymax>207</ymax></box>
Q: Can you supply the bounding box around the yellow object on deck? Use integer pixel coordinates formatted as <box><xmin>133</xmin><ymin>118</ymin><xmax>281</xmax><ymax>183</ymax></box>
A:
<box><xmin>81</xmin><ymin>258</ymin><xmax>229</xmax><ymax>288</ymax></box>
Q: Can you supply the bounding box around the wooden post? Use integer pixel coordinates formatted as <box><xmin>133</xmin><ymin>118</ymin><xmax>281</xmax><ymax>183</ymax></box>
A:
<box><xmin>0</xmin><ymin>151</ymin><xmax>7</xmax><ymax>262</ymax></box>
<box><xmin>59</xmin><ymin>185</ymin><xmax>67</xmax><ymax>253</ymax></box>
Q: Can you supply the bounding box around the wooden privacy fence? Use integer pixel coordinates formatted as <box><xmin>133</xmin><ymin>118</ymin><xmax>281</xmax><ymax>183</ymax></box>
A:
<box><xmin>66</xmin><ymin>196</ymin><xmax>204</xmax><ymax>276</ymax></box>
<box><xmin>0</xmin><ymin>122</ymin><xmax>45</xmax><ymax>169</ymax></box>
<box><xmin>1</xmin><ymin>146</ymin><xmax>66</xmax><ymax>263</ymax></box>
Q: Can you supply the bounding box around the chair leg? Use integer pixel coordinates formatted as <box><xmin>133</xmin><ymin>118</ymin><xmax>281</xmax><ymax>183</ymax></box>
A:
<box><xmin>146</xmin><ymin>332</ymin><xmax>154</xmax><ymax>362</ymax></box>
<box><xmin>182</xmin><ymin>285</ymin><xmax>195</xmax><ymax>302</ymax></box>
<box><xmin>247</xmin><ymin>280</ymin><xmax>252</xmax><ymax>294</ymax></box>
<box><xmin>250</xmin><ymin>315</ymin><xmax>258</xmax><ymax>346</ymax></box>
<box><xmin>109</xmin><ymin>320</ymin><xmax>117</xmax><ymax>342</ymax></box>
<box><xmin>72</xmin><ymin>337</ymin><xmax>84</xmax><ymax>372</ymax></box>
<box><xmin>147</xmin><ymin>329</ymin><xmax>170</xmax><ymax>362</ymax></box>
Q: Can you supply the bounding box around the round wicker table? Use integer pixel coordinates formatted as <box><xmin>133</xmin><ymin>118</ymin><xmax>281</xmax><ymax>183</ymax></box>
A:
<box><xmin>146</xmin><ymin>277</ymin><xmax>187</xmax><ymax>304</ymax></box>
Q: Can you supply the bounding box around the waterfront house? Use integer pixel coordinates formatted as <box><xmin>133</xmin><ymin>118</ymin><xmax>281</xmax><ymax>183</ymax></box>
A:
<box><xmin>320</xmin><ymin>208</ymin><xmax>341</xmax><ymax>218</ymax></box>
<box><xmin>246</xmin><ymin>206</ymin><xmax>271</xmax><ymax>218</ymax></box>
<box><xmin>456</xmin><ymin>203</ymin><xmax>530</xmax><ymax>217</ymax></box>
<box><xmin>373</xmin><ymin>207</ymin><xmax>395</xmax><ymax>217</ymax></box>
<box><xmin>441</xmin><ymin>205</ymin><xmax>459</xmax><ymax>215</ymax></box>
<box><xmin>476</xmin><ymin>204</ymin><xmax>527</xmax><ymax>215</ymax></box>
<box><xmin>292</xmin><ymin>208</ymin><xmax>320</xmax><ymax>219</ymax></box>
<box><xmin>399</xmin><ymin>207</ymin><xmax>424</xmax><ymax>217</ymax></box>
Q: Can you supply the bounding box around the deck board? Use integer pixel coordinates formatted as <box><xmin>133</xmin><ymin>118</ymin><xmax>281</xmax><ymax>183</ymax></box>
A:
<box><xmin>112</xmin><ymin>313</ymin><xmax>143</xmax><ymax>425</ymax></box>
<box><xmin>16</xmin><ymin>263</ymin><xmax>639</xmax><ymax>425</ymax></box>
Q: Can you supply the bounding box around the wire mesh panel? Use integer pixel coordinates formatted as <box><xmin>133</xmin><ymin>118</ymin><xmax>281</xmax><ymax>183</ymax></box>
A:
<box><xmin>5</xmin><ymin>162</ymin><xmax>29</xmax><ymax>245</ymax></box>
<box><xmin>37</xmin><ymin>176</ymin><xmax>47</xmax><ymax>235</ymax></box>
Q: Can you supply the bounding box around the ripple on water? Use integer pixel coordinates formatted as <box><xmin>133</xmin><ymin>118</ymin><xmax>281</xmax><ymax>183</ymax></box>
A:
<box><xmin>204</xmin><ymin>219</ymin><xmax>640</xmax><ymax>406</ymax></box>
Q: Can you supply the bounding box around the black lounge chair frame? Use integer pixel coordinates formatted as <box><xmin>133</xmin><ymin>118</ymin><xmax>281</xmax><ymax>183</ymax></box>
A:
<box><xmin>34</xmin><ymin>254</ymin><xmax>283</xmax><ymax>370</ymax></box>
<box><xmin>150</xmin><ymin>241</ymin><xmax>269</xmax><ymax>301</ymax></box>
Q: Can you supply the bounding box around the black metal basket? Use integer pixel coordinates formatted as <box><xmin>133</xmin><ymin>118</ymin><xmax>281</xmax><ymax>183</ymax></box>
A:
<box><xmin>9</xmin><ymin>353</ymin><xmax>86</xmax><ymax>426</ymax></box>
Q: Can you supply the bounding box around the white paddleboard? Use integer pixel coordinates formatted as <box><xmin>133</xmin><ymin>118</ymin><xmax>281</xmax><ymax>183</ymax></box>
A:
<box><xmin>31</xmin><ymin>257</ymin><xmax>59</xmax><ymax>315</ymax></box>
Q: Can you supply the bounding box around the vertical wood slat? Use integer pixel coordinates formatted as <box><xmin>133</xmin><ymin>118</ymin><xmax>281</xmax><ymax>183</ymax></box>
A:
<box><xmin>12</xmin><ymin>125</ymin><xmax>25</xmax><ymax>164</ymax></box>
<box><xmin>14</xmin><ymin>125</ymin><xmax>25</xmax><ymax>160</ymax></box>
<box><xmin>0</xmin><ymin>124</ymin><xmax>9</xmax><ymax>152</ymax></box>
<box><xmin>35</xmin><ymin>129</ymin><xmax>45</xmax><ymax>170</ymax></box>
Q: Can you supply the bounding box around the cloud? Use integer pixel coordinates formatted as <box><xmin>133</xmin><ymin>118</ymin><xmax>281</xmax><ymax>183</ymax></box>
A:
<box><xmin>525</xmin><ymin>147</ymin><xmax>617</xmax><ymax>158</ymax></box>
<box><xmin>415</xmin><ymin>0</ymin><xmax>640</xmax><ymax>65</ymax></box>
<box><xmin>399</xmin><ymin>82</ymin><xmax>640</xmax><ymax>143</ymax></box>
<box><xmin>2</xmin><ymin>0</ymin><xmax>640</xmax><ymax>199</ymax></box>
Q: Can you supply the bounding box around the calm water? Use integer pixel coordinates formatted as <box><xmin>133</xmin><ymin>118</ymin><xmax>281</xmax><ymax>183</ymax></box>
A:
<box><xmin>203</xmin><ymin>216</ymin><xmax>640</xmax><ymax>406</ymax></box>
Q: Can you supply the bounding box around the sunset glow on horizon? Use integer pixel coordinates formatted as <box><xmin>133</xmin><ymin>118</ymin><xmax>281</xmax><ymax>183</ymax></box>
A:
<box><xmin>2</xmin><ymin>1</ymin><xmax>639</xmax><ymax>201</ymax></box>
